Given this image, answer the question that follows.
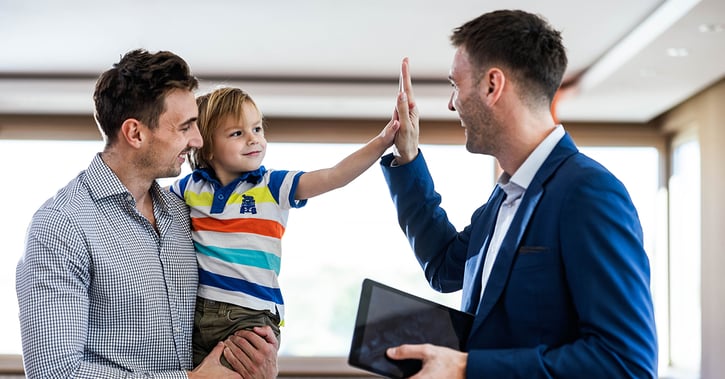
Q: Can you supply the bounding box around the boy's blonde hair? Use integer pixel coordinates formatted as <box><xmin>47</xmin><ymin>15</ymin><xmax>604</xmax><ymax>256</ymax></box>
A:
<box><xmin>191</xmin><ymin>87</ymin><xmax>262</xmax><ymax>170</ymax></box>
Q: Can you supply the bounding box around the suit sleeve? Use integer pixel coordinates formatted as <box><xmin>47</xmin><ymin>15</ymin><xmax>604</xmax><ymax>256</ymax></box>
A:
<box><xmin>380</xmin><ymin>151</ymin><xmax>472</xmax><ymax>293</ymax></box>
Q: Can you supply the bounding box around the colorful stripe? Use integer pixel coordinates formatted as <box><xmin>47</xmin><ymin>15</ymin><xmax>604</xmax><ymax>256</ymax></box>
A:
<box><xmin>184</xmin><ymin>186</ymin><xmax>277</xmax><ymax>207</ymax></box>
<box><xmin>195</xmin><ymin>242</ymin><xmax>281</xmax><ymax>274</ymax></box>
<box><xmin>192</xmin><ymin>217</ymin><xmax>285</xmax><ymax>239</ymax></box>
<box><xmin>199</xmin><ymin>269</ymin><xmax>283</xmax><ymax>304</ymax></box>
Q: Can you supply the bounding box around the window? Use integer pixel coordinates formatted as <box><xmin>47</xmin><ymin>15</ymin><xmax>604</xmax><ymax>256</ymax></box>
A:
<box><xmin>0</xmin><ymin>139</ymin><xmax>105</xmax><ymax>354</ymax></box>
<box><xmin>0</xmin><ymin>140</ymin><xmax>494</xmax><ymax>356</ymax></box>
<box><xmin>667</xmin><ymin>135</ymin><xmax>701</xmax><ymax>373</ymax></box>
<box><xmin>238</xmin><ymin>143</ymin><xmax>495</xmax><ymax>356</ymax></box>
<box><xmin>1</xmin><ymin>140</ymin><xmax>669</xmax><ymax>371</ymax></box>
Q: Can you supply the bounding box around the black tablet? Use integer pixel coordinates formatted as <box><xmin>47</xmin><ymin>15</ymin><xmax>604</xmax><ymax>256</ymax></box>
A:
<box><xmin>348</xmin><ymin>278</ymin><xmax>474</xmax><ymax>378</ymax></box>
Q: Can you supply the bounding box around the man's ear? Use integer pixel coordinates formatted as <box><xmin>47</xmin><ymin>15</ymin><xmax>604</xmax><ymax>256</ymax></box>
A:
<box><xmin>480</xmin><ymin>68</ymin><xmax>506</xmax><ymax>106</ymax></box>
<box><xmin>120</xmin><ymin>118</ymin><xmax>144</xmax><ymax>148</ymax></box>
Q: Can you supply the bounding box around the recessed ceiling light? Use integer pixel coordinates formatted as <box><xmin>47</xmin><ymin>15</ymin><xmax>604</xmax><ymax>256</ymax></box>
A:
<box><xmin>576</xmin><ymin>0</ymin><xmax>699</xmax><ymax>90</ymax></box>
<box><xmin>698</xmin><ymin>23</ymin><xmax>724</xmax><ymax>33</ymax></box>
<box><xmin>666</xmin><ymin>48</ymin><xmax>689</xmax><ymax>57</ymax></box>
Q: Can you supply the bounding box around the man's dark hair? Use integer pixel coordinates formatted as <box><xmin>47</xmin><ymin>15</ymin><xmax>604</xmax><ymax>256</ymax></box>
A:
<box><xmin>93</xmin><ymin>49</ymin><xmax>199</xmax><ymax>145</ymax></box>
<box><xmin>451</xmin><ymin>9</ymin><xmax>567</xmax><ymax>106</ymax></box>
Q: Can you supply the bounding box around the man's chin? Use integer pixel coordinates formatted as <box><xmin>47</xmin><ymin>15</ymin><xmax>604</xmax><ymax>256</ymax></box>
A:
<box><xmin>157</xmin><ymin>168</ymin><xmax>182</xmax><ymax>180</ymax></box>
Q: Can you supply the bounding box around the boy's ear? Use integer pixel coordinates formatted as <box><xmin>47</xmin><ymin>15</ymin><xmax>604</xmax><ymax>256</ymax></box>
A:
<box><xmin>119</xmin><ymin>118</ymin><xmax>144</xmax><ymax>148</ymax></box>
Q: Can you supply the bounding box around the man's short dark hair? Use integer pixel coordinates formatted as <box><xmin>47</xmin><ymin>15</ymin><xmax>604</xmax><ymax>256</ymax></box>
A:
<box><xmin>93</xmin><ymin>49</ymin><xmax>199</xmax><ymax>145</ymax></box>
<box><xmin>451</xmin><ymin>9</ymin><xmax>568</xmax><ymax>107</ymax></box>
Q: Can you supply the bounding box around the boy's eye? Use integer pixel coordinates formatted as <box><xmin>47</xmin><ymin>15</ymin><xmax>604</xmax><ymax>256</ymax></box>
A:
<box><xmin>230</xmin><ymin>131</ymin><xmax>242</xmax><ymax>137</ymax></box>
<box><xmin>253</xmin><ymin>126</ymin><xmax>263</xmax><ymax>133</ymax></box>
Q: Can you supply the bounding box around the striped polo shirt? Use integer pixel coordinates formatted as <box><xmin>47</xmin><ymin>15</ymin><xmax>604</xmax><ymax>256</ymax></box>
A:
<box><xmin>171</xmin><ymin>166</ymin><xmax>306</xmax><ymax>319</ymax></box>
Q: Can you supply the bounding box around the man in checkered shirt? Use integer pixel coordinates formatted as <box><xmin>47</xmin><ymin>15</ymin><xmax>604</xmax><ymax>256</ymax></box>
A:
<box><xmin>16</xmin><ymin>49</ymin><xmax>278</xmax><ymax>379</ymax></box>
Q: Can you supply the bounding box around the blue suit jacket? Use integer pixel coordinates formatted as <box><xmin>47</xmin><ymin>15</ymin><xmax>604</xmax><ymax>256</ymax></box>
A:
<box><xmin>380</xmin><ymin>133</ymin><xmax>657</xmax><ymax>378</ymax></box>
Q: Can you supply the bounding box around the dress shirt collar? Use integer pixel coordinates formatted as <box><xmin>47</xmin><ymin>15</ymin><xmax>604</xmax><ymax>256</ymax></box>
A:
<box><xmin>88</xmin><ymin>153</ymin><xmax>165</xmax><ymax>205</ymax></box>
<box><xmin>87</xmin><ymin>153</ymin><xmax>135</xmax><ymax>201</ymax></box>
<box><xmin>505</xmin><ymin>124</ymin><xmax>566</xmax><ymax>191</ymax></box>
<box><xmin>498</xmin><ymin>175</ymin><xmax>525</xmax><ymax>206</ymax></box>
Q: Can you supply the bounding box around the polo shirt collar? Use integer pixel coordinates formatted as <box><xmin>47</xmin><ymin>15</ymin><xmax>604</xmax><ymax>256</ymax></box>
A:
<box><xmin>192</xmin><ymin>166</ymin><xmax>267</xmax><ymax>188</ymax></box>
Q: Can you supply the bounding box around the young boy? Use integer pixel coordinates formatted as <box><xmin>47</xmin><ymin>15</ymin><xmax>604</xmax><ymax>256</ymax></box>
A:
<box><xmin>170</xmin><ymin>86</ymin><xmax>399</xmax><ymax>367</ymax></box>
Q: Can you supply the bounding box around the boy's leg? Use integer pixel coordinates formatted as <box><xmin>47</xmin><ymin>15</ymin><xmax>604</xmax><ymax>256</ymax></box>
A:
<box><xmin>193</xmin><ymin>297</ymin><xmax>281</xmax><ymax>369</ymax></box>
<box><xmin>219</xmin><ymin>305</ymin><xmax>282</xmax><ymax>369</ymax></box>
<box><xmin>193</xmin><ymin>297</ymin><xmax>235</xmax><ymax>367</ymax></box>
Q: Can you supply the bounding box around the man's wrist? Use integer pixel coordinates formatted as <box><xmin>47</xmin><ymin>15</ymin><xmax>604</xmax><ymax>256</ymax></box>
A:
<box><xmin>392</xmin><ymin>149</ymin><xmax>418</xmax><ymax>166</ymax></box>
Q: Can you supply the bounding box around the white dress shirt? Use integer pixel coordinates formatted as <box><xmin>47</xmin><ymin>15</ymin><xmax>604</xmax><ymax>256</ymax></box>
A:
<box><xmin>480</xmin><ymin>125</ymin><xmax>566</xmax><ymax>298</ymax></box>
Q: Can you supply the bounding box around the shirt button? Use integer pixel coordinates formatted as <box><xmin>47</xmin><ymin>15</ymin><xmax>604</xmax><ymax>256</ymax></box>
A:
<box><xmin>217</xmin><ymin>194</ymin><xmax>224</xmax><ymax>200</ymax></box>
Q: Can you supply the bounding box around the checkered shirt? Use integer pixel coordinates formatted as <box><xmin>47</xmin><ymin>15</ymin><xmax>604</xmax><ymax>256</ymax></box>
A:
<box><xmin>16</xmin><ymin>154</ymin><xmax>198</xmax><ymax>378</ymax></box>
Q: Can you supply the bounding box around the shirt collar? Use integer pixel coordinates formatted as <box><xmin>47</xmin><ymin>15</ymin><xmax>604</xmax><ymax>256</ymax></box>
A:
<box><xmin>192</xmin><ymin>166</ymin><xmax>267</xmax><ymax>187</ymax></box>
<box><xmin>86</xmin><ymin>153</ymin><xmax>169</xmax><ymax>211</ymax></box>
<box><xmin>497</xmin><ymin>173</ymin><xmax>525</xmax><ymax>206</ymax></box>
<box><xmin>507</xmin><ymin>124</ymin><xmax>565</xmax><ymax>190</ymax></box>
<box><xmin>86</xmin><ymin>153</ymin><xmax>133</xmax><ymax>201</ymax></box>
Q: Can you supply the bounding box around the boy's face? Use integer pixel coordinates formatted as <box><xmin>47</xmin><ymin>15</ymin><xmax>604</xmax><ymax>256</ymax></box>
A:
<box><xmin>209</xmin><ymin>101</ymin><xmax>267</xmax><ymax>185</ymax></box>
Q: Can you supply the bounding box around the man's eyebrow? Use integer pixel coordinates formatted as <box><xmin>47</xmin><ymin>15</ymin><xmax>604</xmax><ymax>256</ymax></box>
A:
<box><xmin>181</xmin><ymin>117</ymin><xmax>197</xmax><ymax>126</ymax></box>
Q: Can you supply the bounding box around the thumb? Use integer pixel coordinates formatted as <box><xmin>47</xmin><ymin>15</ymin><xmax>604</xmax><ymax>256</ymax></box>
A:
<box><xmin>387</xmin><ymin>344</ymin><xmax>424</xmax><ymax>361</ymax></box>
<box><xmin>396</xmin><ymin>91</ymin><xmax>410</xmax><ymax>123</ymax></box>
<box><xmin>391</xmin><ymin>119</ymin><xmax>401</xmax><ymax>132</ymax></box>
<box><xmin>387</xmin><ymin>345</ymin><xmax>407</xmax><ymax>359</ymax></box>
<box><xmin>207</xmin><ymin>341</ymin><xmax>226</xmax><ymax>361</ymax></box>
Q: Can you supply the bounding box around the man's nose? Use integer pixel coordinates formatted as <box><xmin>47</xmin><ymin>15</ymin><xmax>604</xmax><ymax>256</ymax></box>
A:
<box><xmin>189</xmin><ymin>123</ymin><xmax>203</xmax><ymax>148</ymax></box>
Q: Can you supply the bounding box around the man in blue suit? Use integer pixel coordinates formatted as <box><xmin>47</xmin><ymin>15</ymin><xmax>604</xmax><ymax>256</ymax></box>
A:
<box><xmin>381</xmin><ymin>10</ymin><xmax>658</xmax><ymax>378</ymax></box>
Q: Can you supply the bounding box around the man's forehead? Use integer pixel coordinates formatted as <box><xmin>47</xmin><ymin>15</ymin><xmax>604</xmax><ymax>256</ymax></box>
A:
<box><xmin>161</xmin><ymin>90</ymin><xmax>197</xmax><ymax>119</ymax></box>
<box><xmin>449</xmin><ymin>49</ymin><xmax>468</xmax><ymax>81</ymax></box>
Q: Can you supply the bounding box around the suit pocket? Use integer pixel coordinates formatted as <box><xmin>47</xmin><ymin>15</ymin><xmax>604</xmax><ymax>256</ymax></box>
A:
<box><xmin>507</xmin><ymin>246</ymin><xmax>565</xmax><ymax>329</ymax></box>
<box><xmin>513</xmin><ymin>246</ymin><xmax>554</xmax><ymax>270</ymax></box>
<box><xmin>518</xmin><ymin>245</ymin><xmax>547</xmax><ymax>254</ymax></box>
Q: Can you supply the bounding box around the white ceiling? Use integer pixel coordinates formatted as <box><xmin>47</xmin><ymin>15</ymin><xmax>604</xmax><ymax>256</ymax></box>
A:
<box><xmin>0</xmin><ymin>0</ymin><xmax>723</xmax><ymax>122</ymax></box>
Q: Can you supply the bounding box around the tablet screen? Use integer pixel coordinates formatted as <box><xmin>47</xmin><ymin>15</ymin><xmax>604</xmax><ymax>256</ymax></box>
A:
<box><xmin>348</xmin><ymin>279</ymin><xmax>474</xmax><ymax>378</ymax></box>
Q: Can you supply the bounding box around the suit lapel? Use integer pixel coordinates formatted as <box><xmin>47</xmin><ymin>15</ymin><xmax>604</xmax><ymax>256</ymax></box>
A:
<box><xmin>469</xmin><ymin>132</ymin><xmax>579</xmax><ymax>335</ymax></box>
<box><xmin>461</xmin><ymin>186</ymin><xmax>505</xmax><ymax>314</ymax></box>
<box><xmin>470</xmin><ymin>186</ymin><xmax>542</xmax><ymax>336</ymax></box>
